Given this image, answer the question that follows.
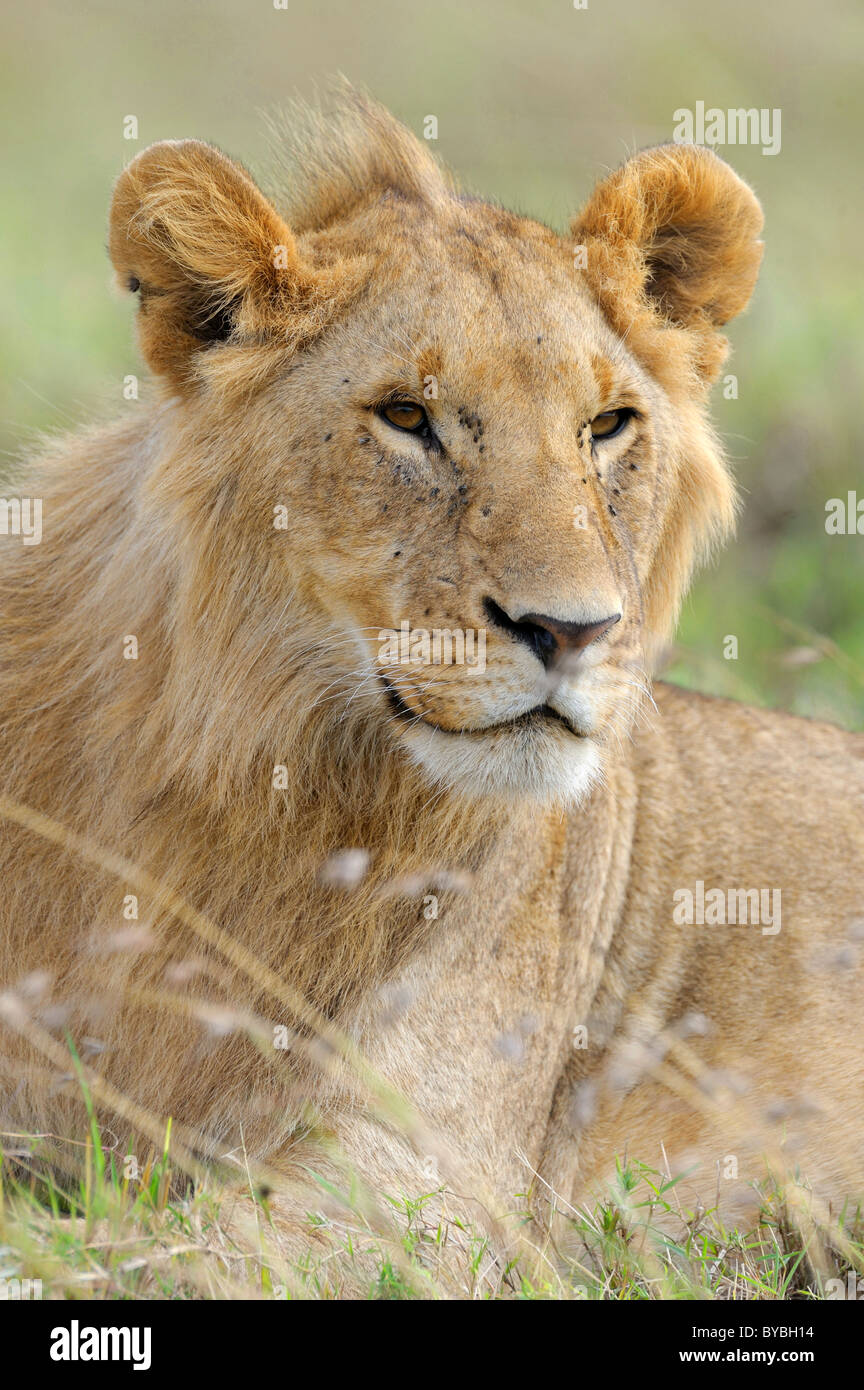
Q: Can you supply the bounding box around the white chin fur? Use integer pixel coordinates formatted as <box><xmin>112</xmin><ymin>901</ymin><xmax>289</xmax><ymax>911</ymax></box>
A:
<box><xmin>397</xmin><ymin>720</ymin><xmax>603</xmax><ymax>806</ymax></box>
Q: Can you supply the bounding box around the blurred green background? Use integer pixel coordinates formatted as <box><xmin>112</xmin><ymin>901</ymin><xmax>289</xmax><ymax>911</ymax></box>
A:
<box><xmin>2</xmin><ymin>0</ymin><xmax>862</xmax><ymax>724</ymax></box>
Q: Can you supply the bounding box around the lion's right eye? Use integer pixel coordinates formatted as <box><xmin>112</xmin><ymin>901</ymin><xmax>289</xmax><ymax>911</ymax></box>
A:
<box><xmin>379</xmin><ymin>401</ymin><xmax>428</xmax><ymax>433</ymax></box>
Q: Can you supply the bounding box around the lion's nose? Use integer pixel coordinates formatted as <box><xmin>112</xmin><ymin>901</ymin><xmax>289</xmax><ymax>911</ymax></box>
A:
<box><xmin>483</xmin><ymin>597</ymin><xmax>621</xmax><ymax>670</ymax></box>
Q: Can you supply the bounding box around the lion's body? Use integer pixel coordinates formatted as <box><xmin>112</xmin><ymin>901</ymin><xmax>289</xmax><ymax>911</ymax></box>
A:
<box><xmin>1</xmin><ymin>91</ymin><xmax>862</xmax><ymax>1245</ymax></box>
<box><xmin>303</xmin><ymin>684</ymin><xmax>864</xmax><ymax>1222</ymax></box>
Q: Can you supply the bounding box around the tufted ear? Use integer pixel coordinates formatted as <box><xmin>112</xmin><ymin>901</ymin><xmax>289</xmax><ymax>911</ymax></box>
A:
<box><xmin>109</xmin><ymin>140</ymin><xmax>325</xmax><ymax>387</ymax></box>
<box><xmin>571</xmin><ymin>144</ymin><xmax>763</xmax><ymax>383</ymax></box>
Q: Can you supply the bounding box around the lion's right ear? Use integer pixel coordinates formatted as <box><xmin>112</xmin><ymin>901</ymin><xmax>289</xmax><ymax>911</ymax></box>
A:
<box><xmin>109</xmin><ymin>140</ymin><xmax>318</xmax><ymax>386</ymax></box>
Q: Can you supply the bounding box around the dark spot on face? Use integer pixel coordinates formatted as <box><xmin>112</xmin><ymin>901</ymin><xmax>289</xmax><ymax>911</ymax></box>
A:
<box><xmin>324</xmin><ymin>433</ymin><xmax>332</xmax><ymax>442</ymax></box>
<box><xmin>613</xmin><ymin>487</ymin><xmax>620</xmax><ymax>495</ymax></box>
<box><xmin>430</xmin><ymin>487</ymin><xmax>440</xmax><ymax>498</ymax></box>
<box><xmin>609</xmin><ymin>505</ymin><xmax>617</xmax><ymax>516</ymax></box>
<box><xmin>478</xmin><ymin>444</ymin><xmax>485</xmax><ymax>452</ymax></box>
<box><xmin>581</xmin><ymin>478</ymin><xmax>587</xmax><ymax>484</ymax></box>
<box><xmin>393</xmin><ymin>550</ymin><xmax>401</xmax><ymax>558</ymax></box>
<box><xmin>381</xmin><ymin>504</ymin><xmax>388</xmax><ymax>512</ymax></box>
<box><xmin>458</xmin><ymin>484</ymin><xmax>468</xmax><ymax>495</ymax></box>
<box><xmin>424</xmin><ymin>608</ymin><xmax>431</xmax><ymax>617</ymax></box>
<box><xmin>358</xmin><ymin>435</ymin><xmax>371</xmax><ymax>444</ymax></box>
<box><xmin>536</xmin><ymin>335</ymin><xmax>542</xmax><ymax>344</ymax></box>
<box><xmin>481</xmin><ymin>506</ymin><xmax>491</xmax><ymax>517</ymax></box>
<box><xmin>629</xmin><ymin>462</ymin><xmax>639</xmax><ymax>470</ymax></box>
<box><xmin>342</xmin><ymin>378</ymin><xmax>350</xmax><ymax>384</ymax></box>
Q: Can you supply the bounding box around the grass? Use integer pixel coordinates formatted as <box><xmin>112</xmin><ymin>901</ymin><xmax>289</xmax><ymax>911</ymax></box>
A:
<box><xmin>3</xmin><ymin>1119</ymin><xmax>864</xmax><ymax>1300</ymax></box>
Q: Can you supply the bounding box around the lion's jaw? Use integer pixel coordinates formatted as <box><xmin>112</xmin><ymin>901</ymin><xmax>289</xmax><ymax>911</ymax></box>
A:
<box><xmin>393</xmin><ymin>706</ymin><xmax>605</xmax><ymax>806</ymax></box>
<box><xmin>314</xmin><ymin>609</ymin><xmax>640</xmax><ymax>807</ymax></box>
<box><xmin>373</xmin><ymin>629</ymin><xmax>639</xmax><ymax>805</ymax></box>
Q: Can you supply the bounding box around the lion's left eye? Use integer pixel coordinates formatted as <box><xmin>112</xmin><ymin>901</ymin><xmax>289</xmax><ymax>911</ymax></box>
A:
<box><xmin>380</xmin><ymin>401</ymin><xmax>428</xmax><ymax>433</ymax></box>
<box><xmin>590</xmin><ymin>408</ymin><xmax>634</xmax><ymax>441</ymax></box>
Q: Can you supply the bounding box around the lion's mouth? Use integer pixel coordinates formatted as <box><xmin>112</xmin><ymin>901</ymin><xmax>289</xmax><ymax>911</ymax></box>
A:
<box><xmin>380</xmin><ymin>676</ymin><xmax>582</xmax><ymax>738</ymax></box>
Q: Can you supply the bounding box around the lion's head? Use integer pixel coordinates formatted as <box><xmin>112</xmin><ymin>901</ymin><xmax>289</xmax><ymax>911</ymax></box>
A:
<box><xmin>108</xmin><ymin>90</ymin><xmax>762</xmax><ymax>806</ymax></box>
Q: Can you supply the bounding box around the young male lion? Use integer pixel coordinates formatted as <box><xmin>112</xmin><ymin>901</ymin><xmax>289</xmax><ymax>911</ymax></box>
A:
<box><xmin>1</xmin><ymin>91</ymin><xmax>862</xmax><ymax>1264</ymax></box>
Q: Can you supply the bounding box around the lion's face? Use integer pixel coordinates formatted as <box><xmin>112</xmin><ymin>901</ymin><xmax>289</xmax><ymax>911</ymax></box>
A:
<box><xmin>110</xmin><ymin>103</ymin><xmax>761</xmax><ymax>804</ymax></box>
<box><xmin>262</xmin><ymin>205</ymin><xmax>671</xmax><ymax>802</ymax></box>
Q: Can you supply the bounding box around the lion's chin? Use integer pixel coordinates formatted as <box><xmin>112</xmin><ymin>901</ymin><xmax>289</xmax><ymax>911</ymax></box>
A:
<box><xmin>396</xmin><ymin>718</ymin><xmax>603</xmax><ymax>807</ymax></box>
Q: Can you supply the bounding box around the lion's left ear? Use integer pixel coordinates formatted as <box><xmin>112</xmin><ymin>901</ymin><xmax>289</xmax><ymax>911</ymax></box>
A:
<box><xmin>571</xmin><ymin>144</ymin><xmax>763</xmax><ymax>382</ymax></box>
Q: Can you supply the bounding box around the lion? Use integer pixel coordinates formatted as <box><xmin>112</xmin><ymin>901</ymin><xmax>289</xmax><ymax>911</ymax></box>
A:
<box><xmin>1</xmin><ymin>88</ymin><xmax>863</xmax><ymax>1269</ymax></box>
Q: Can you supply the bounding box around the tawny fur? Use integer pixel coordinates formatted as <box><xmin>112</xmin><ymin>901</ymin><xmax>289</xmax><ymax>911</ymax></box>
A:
<box><xmin>1</xmin><ymin>90</ymin><xmax>862</xmax><ymax>1256</ymax></box>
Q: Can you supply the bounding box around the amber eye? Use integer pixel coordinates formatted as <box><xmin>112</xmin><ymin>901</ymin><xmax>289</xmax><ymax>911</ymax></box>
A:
<box><xmin>590</xmin><ymin>408</ymin><xmax>634</xmax><ymax>441</ymax></box>
<box><xmin>380</xmin><ymin>401</ymin><xmax>428</xmax><ymax>433</ymax></box>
